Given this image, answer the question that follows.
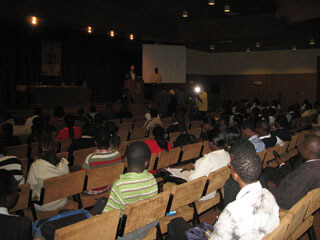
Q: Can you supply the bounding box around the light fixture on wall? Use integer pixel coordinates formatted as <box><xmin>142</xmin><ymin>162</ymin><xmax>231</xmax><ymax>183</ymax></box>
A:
<box><xmin>210</xmin><ymin>44</ymin><xmax>215</xmax><ymax>50</ymax></box>
<box><xmin>129</xmin><ymin>33</ymin><xmax>134</xmax><ymax>40</ymax></box>
<box><xmin>309</xmin><ymin>38</ymin><xmax>315</xmax><ymax>45</ymax></box>
<box><xmin>246</xmin><ymin>47</ymin><xmax>251</xmax><ymax>53</ymax></box>
<box><xmin>88</xmin><ymin>26</ymin><xmax>92</xmax><ymax>34</ymax></box>
<box><xmin>255</xmin><ymin>42</ymin><xmax>261</xmax><ymax>48</ymax></box>
<box><xmin>110</xmin><ymin>30</ymin><xmax>115</xmax><ymax>37</ymax></box>
<box><xmin>208</xmin><ymin>0</ymin><xmax>215</xmax><ymax>6</ymax></box>
<box><xmin>292</xmin><ymin>45</ymin><xmax>297</xmax><ymax>51</ymax></box>
<box><xmin>224</xmin><ymin>4</ymin><xmax>231</xmax><ymax>12</ymax></box>
<box><xmin>30</xmin><ymin>16</ymin><xmax>38</xmax><ymax>25</ymax></box>
<box><xmin>182</xmin><ymin>10</ymin><xmax>188</xmax><ymax>18</ymax></box>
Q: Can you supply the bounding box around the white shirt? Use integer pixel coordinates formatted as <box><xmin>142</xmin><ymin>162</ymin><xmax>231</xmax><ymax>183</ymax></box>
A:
<box><xmin>211</xmin><ymin>181</ymin><xmax>280</xmax><ymax>240</ymax></box>
<box><xmin>0</xmin><ymin>207</ymin><xmax>10</xmax><ymax>215</ymax></box>
<box><xmin>182</xmin><ymin>149</ymin><xmax>230</xmax><ymax>200</ymax></box>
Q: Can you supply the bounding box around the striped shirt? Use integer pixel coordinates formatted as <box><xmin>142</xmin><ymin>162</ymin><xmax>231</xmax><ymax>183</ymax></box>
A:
<box><xmin>103</xmin><ymin>170</ymin><xmax>158</xmax><ymax>213</ymax></box>
<box><xmin>82</xmin><ymin>148</ymin><xmax>122</xmax><ymax>195</ymax></box>
<box><xmin>0</xmin><ymin>155</ymin><xmax>25</xmax><ymax>184</ymax></box>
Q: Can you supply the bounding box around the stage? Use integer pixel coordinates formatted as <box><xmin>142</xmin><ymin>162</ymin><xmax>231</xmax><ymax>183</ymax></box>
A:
<box><xmin>16</xmin><ymin>85</ymin><xmax>92</xmax><ymax>108</ymax></box>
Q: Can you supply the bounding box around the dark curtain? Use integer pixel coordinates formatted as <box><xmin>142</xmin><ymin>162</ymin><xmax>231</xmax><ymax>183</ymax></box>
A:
<box><xmin>0</xmin><ymin>21</ymin><xmax>141</xmax><ymax>106</ymax></box>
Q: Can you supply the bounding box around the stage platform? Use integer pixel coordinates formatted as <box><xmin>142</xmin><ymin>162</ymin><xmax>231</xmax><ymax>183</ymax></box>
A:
<box><xmin>16</xmin><ymin>85</ymin><xmax>92</xmax><ymax>108</ymax></box>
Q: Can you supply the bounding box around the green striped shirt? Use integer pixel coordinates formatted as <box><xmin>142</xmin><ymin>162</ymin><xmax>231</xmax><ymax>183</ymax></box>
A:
<box><xmin>103</xmin><ymin>170</ymin><xmax>158</xmax><ymax>213</ymax></box>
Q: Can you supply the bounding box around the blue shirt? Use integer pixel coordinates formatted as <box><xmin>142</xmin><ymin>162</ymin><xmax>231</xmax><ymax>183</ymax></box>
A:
<box><xmin>248</xmin><ymin>135</ymin><xmax>265</xmax><ymax>152</ymax></box>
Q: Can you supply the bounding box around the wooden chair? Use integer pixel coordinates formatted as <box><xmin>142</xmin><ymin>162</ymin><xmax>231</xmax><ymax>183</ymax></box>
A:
<box><xmin>190</xmin><ymin>121</ymin><xmax>202</xmax><ymax>129</ymax></box>
<box><xmin>148</xmin><ymin>153</ymin><xmax>157</xmax><ymax>171</ymax></box>
<box><xmin>202</xmin><ymin>141</ymin><xmax>211</xmax><ymax>156</ymax></box>
<box><xmin>156</xmin><ymin>147</ymin><xmax>181</xmax><ymax>169</ymax></box>
<box><xmin>73</xmin><ymin>147</ymin><xmax>97</xmax><ymax>167</ymax></box>
<box><xmin>263</xmin><ymin>145</ymin><xmax>280</xmax><ymax>168</ymax></box>
<box><xmin>195</xmin><ymin>166</ymin><xmax>230</xmax><ymax>214</ymax></box>
<box><xmin>7</xmin><ymin>144</ymin><xmax>28</xmax><ymax>159</ymax></box>
<box><xmin>287</xmin><ymin>188</ymin><xmax>320</xmax><ymax>240</ymax></box>
<box><xmin>81</xmin><ymin>163</ymin><xmax>125</xmax><ymax>208</ymax></box>
<box><xmin>55</xmin><ymin>209</ymin><xmax>121</xmax><ymax>240</ymax></box>
<box><xmin>56</xmin><ymin>152</ymin><xmax>69</xmax><ymax>160</ymax></box>
<box><xmin>180</xmin><ymin>142</ymin><xmax>202</xmax><ymax>163</ymax></box>
<box><xmin>134</xmin><ymin>120</ymin><xmax>145</xmax><ymax>129</ymax></box>
<box><xmin>188</xmin><ymin>128</ymin><xmax>202</xmax><ymax>140</ymax></box>
<box><xmin>257</xmin><ymin>149</ymin><xmax>267</xmax><ymax>162</ymax></box>
<box><xmin>118</xmin><ymin>130</ymin><xmax>129</xmax><ymax>142</ymax></box>
<box><xmin>160</xmin><ymin>177</ymin><xmax>207</xmax><ymax>233</ymax></box>
<box><xmin>119</xmin><ymin>122</ymin><xmax>133</xmax><ymax>131</ymax></box>
<box><xmin>10</xmin><ymin>183</ymin><xmax>31</xmax><ymax>213</ymax></box>
<box><xmin>30</xmin><ymin>171</ymin><xmax>86</xmax><ymax>220</ymax></box>
<box><xmin>168</xmin><ymin>132</ymin><xmax>181</xmax><ymax>146</ymax></box>
<box><xmin>263</xmin><ymin>213</ymin><xmax>292</xmax><ymax>240</ymax></box>
<box><xmin>287</xmin><ymin>134</ymin><xmax>298</xmax><ymax>152</ymax></box>
<box><xmin>295</xmin><ymin>130</ymin><xmax>306</xmax><ymax>148</ymax></box>
<box><xmin>129</xmin><ymin>128</ymin><xmax>146</xmax><ymax>140</ymax></box>
<box><xmin>114</xmin><ymin>141</ymin><xmax>128</xmax><ymax>157</ymax></box>
<box><xmin>30</xmin><ymin>142</ymin><xmax>39</xmax><ymax>159</ymax></box>
<box><xmin>279</xmin><ymin>193</ymin><xmax>312</xmax><ymax>240</ymax></box>
<box><xmin>18</xmin><ymin>134</ymin><xmax>29</xmax><ymax>144</ymax></box>
<box><xmin>117</xmin><ymin>191</ymin><xmax>171</xmax><ymax>240</ymax></box>
<box><xmin>60</xmin><ymin>138</ymin><xmax>72</xmax><ymax>153</ymax></box>
<box><xmin>121</xmin><ymin>118</ymin><xmax>133</xmax><ymax>123</ymax></box>
<box><xmin>278</xmin><ymin>141</ymin><xmax>290</xmax><ymax>155</ymax></box>
<box><xmin>20</xmin><ymin>158</ymin><xmax>29</xmax><ymax>180</ymax></box>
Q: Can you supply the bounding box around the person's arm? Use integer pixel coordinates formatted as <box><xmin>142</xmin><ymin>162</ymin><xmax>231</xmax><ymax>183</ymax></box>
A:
<box><xmin>188</xmin><ymin>156</ymin><xmax>208</xmax><ymax>181</ymax></box>
<box><xmin>211</xmin><ymin>208</ymin><xmax>235</xmax><ymax>240</ymax></box>
<box><xmin>103</xmin><ymin>183</ymin><xmax>124</xmax><ymax>212</ymax></box>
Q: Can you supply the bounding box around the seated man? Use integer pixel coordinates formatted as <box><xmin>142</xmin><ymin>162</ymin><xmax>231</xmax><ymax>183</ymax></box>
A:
<box><xmin>143</xmin><ymin>109</ymin><xmax>162</xmax><ymax>133</ymax></box>
<box><xmin>256</xmin><ymin>119</ymin><xmax>282</xmax><ymax>148</ymax></box>
<box><xmin>271</xmin><ymin>115</ymin><xmax>291</xmax><ymax>142</ymax></box>
<box><xmin>269</xmin><ymin>135</ymin><xmax>320</xmax><ymax>209</ymax></box>
<box><xmin>211</xmin><ymin>140</ymin><xmax>279</xmax><ymax>240</ymax></box>
<box><xmin>104</xmin><ymin>141</ymin><xmax>158</xmax><ymax>213</ymax></box>
<box><xmin>241</xmin><ymin>120</ymin><xmax>265</xmax><ymax>152</ymax></box>
<box><xmin>0</xmin><ymin>169</ymin><xmax>32</xmax><ymax>240</ymax></box>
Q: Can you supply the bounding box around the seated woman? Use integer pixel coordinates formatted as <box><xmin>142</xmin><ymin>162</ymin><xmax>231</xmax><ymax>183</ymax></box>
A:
<box><xmin>56</xmin><ymin>114</ymin><xmax>82</xmax><ymax>143</ymax></box>
<box><xmin>145</xmin><ymin>125</ymin><xmax>172</xmax><ymax>155</ymax></box>
<box><xmin>27</xmin><ymin>136</ymin><xmax>69</xmax><ymax>211</ymax></box>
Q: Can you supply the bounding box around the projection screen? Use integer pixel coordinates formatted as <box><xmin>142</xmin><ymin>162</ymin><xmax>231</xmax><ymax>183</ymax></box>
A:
<box><xmin>142</xmin><ymin>44</ymin><xmax>186</xmax><ymax>83</ymax></box>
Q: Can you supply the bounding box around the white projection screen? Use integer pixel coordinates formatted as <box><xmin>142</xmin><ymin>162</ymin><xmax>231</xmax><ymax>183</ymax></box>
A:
<box><xmin>143</xmin><ymin>44</ymin><xmax>186</xmax><ymax>83</ymax></box>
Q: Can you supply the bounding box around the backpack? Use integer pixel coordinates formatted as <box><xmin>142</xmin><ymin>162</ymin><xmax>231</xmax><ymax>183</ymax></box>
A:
<box><xmin>32</xmin><ymin>209</ymin><xmax>91</xmax><ymax>240</ymax></box>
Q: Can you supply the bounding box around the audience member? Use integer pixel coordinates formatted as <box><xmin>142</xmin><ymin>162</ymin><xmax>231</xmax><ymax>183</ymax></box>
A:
<box><xmin>75</xmin><ymin>107</ymin><xmax>89</xmax><ymax>127</ymax></box>
<box><xmin>1</xmin><ymin>123</ymin><xmax>21</xmax><ymax>147</ymax></box>
<box><xmin>82</xmin><ymin>126</ymin><xmax>121</xmax><ymax>195</ymax></box>
<box><xmin>256</xmin><ymin>120</ymin><xmax>280</xmax><ymax>148</ymax></box>
<box><xmin>268</xmin><ymin>108</ymin><xmax>276</xmax><ymax>125</ymax></box>
<box><xmin>41</xmin><ymin>113</ymin><xmax>56</xmax><ymax>133</ymax></box>
<box><xmin>24</xmin><ymin>108</ymin><xmax>42</xmax><ymax>130</ymax></box>
<box><xmin>49</xmin><ymin>106</ymin><xmax>65</xmax><ymax>129</ymax></box>
<box><xmin>269</xmin><ymin>135</ymin><xmax>320</xmax><ymax>209</ymax></box>
<box><xmin>301</xmin><ymin>102</ymin><xmax>313</xmax><ymax>117</ymax></box>
<box><xmin>56</xmin><ymin>114</ymin><xmax>82</xmax><ymax>143</ymax></box>
<box><xmin>145</xmin><ymin>125</ymin><xmax>171</xmax><ymax>155</ymax></box>
<box><xmin>0</xmin><ymin>169</ymin><xmax>32</xmax><ymax>240</ymax></box>
<box><xmin>271</xmin><ymin>115</ymin><xmax>292</xmax><ymax>141</ymax></box>
<box><xmin>241</xmin><ymin>120</ymin><xmax>265</xmax><ymax>152</ymax></box>
<box><xmin>225</xmin><ymin>126</ymin><xmax>241</xmax><ymax>147</ymax></box>
<box><xmin>200</xmin><ymin>115</ymin><xmax>216</xmax><ymax>141</ymax></box>
<box><xmin>89</xmin><ymin>105</ymin><xmax>97</xmax><ymax>121</ymax></box>
<box><xmin>0</xmin><ymin>137</ymin><xmax>25</xmax><ymax>184</ymax></box>
<box><xmin>211</xmin><ymin>140</ymin><xmax>279</xmax><ymax>240</ymax></box>
<box><xmin>67</xmin><ymin>123</ymin><xmax>96</xmax><ymax>155</ymax></box>
<box><xmin>27</xmin><ymin>136</ymin><xmax>69</xmax><ymax>211</ymax></box>
<box><xmin>143</xmin><ymin>109</ymin><xmax>162</xmax><ymax>133</ymax></box>
<box><xmin>27</xmin><ymin>117</ymin><xmax>48</xmax><ymax>144</ymax></box>
<box><xmin>103</xmin><ymin>141</ymin><xmax>158</xmax><ymax>213</ymax></box>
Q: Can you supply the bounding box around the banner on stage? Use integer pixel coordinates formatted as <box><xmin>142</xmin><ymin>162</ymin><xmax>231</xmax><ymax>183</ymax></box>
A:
<box><xmin>41</xmin><ymin>41</ymin><xmax>62</xmax><ymax>76</ymax></box>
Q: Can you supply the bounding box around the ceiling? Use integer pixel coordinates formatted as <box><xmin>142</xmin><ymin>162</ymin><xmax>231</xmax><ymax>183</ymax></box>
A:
<box><xmin>2</xmin><ymin>0</ymin><xmax>320</xmax><ymax>52</ymax></box>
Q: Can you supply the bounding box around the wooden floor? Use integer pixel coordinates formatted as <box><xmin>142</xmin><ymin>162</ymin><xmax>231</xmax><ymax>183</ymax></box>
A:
<box><xmin>200</xmin><ymin>208</ymin><xmax>320</xmax><ymax>239</ymax></box>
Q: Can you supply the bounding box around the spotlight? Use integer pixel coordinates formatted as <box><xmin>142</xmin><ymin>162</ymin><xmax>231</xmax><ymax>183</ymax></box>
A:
<box><xmin>110</xmin><ymin>30</ymin><xmax>115</xmax><ymax>37</ymax></box>
<box><xmin>208</xmin><ymin>0</ymin><xmax>215</xmax><ymax>6</ymax></box>
<box><xmin>224</xmin><ymin>4</ymin><xmax>231</xmax><ymax>12</ymax></box>
<box><xmin>182</xmin><ymin>10</ymin><xmax>188</xmax><ymax>18</ymax></box>
<box><xmin>31</xmin><ymin>16</ymin><xmax>38</xmax><ymax>25</ymax></box>
<box><xmin>130</xmin><ymin>33</ymin><xmax>134</xmax><ymax>40</ymax></box>
<box><xmin>88</xmin><ymin>26</ymin><xmax>92</xmax><ymax>34</ymax></box>
<box><xmin>194</xmin><ymin>86</ymin><xmax>201</xmax><ymax>93</ymax></box>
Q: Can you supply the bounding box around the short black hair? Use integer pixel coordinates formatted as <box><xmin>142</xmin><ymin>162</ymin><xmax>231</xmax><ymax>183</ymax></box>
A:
<box><xmin>208</xmin><ymin>129</ymin><xmax>226</xmax><ymax>148</ymax></box>
<box><xmin>241</xmin><ymin>120</ymin><xmax>256</xmax><ymax>131</ymax></box>
<box><xmin>95</xmin><ymin>127</ymin><xmax>112</xmax><ymax>148</ymax></box>
<box><xmin>82</xmin><ymin>123</ymin><xmax>95</xmax><ymax>136</ymax></box>
<box><xmin>230</xmin><ymin>139</ymin><xmax>262</xmax><ymax>183</ymax></box>
<box><xmin>126</xmin><ymin>141</ymin><xmax>151</xmax><ymax>169</ymax></box>
<box><xmin>1</xmin><ymin>123</ymin><xmax>13</xmax><ymax>136</ymax></box>
<box><xmin>256</xmin><ymin>119</ymin><xmax>270</xmax><ymax>133</ymax></box>
<box><xmin>150</xmin><ymin>109</ymin><xmax>158</xmax><ymax>118</ymax></box>
<box><xmin>0</xmin><ymin>169</ymin><xmax>16</xmax><ymax>202</ymax></box>
<box><xmin>275</xmin><ymin>115</ymin><xmax>288</xmax><ymax>128</ymax></box>
<box><xmin>226</xmin><ymin>126</ymin><xmax>241</xmax><ymax>146</ymax></box>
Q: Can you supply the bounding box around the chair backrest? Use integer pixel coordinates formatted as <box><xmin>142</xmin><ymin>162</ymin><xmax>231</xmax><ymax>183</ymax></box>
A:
<box><xmin>263</xmin><ymin>145</ymin><xmax>280</xmax><ymax>167</ymax></box>
<box><xmin>42</xmin><ymin>171</ymin><xmax>86</xmax><ymax>204</ymax></box>
<box><xmin>287</xmin><ymin>134</ymin><xmax>298</xmax><ymax>152</ymax></box>
<box><xmin>202</xmin><ymin>141</ymin><xmax>211</xmax><ymax>156</ymax></box>
<box><xmin>181</xmin><ymin>142</ymin><xmax>202</xmax><ymax>163</ymax></box>
<box><xmin>60</xmin><ymin>138</ymin><xmax>72</xmax><ymax>153</ymax></box>
<box><xmin>7</xmin><ymin>144</ymin><xmax>28</xmax><ymax>159</ymax></box>
<box><xmin>119</xmin><ymin>122</ymin><xmax>133</xmax><ymax>131</ymax></box>
<box><xmin>85</xmin><ymin>163</ymin><xmax>125</xmax><ymax>190</ymax></box>
<box><xmin>257</xmin><ymin>149</ymin><xmax>267</xmax><ymax>162</ymax></box>
<box><xmin>18</xmin><ymin>134</ymin><xmax>29</xmax><ymax>144</ymax></box>
<box><xmin>148</xmin><ymin>153</ymin><xmax>157</xmax><ymax>171</ymax></box>
<box><xmin>56</xmin><ymin>152</ymin><xmax>69</xmax><ymax>160</ymax></box>
<box><xmin>20</xmin><ymin>157</ymin><xmax>28</xmax><ymax>179</ymax></box>
<box><xmin>278</xmin><ymin>141</ymin><xmax>289</xmax><ymax>155</ymax></box>
<box><xmin>10</xmin><ymin>183</ymin><xmax>30</xmax><ymax>212</ymax></box>
<box><xmin>169</xmin><ymin>132</ymin><xmax>181</xmax><ymax>146</ymax></box>
<box><xmin>118</xmin><ymin>130</ymin><xmax>129</xmax><ymax>142</ymax></box>
<box><xmin>123</xmin><ymin>191</ymin><xmax>170</xmax><ymax>235</ymax></box>
<box><xmin>169</xmin><ymin>177</ymin><xmax>207</xmax><ymax>211</ymax></box>
<box><xmin>284</xmin><ymin>193</ymin><xmax>312</xmax><ymax>239</ymax></box>
<box><xmin>190</xmin><ymin>121</ymin><xmax>202</xmax><ymax>129</ymax></box>
<box><xmin>30</xmin><ymin>142</ymin><xmax>39</xmax><ymax>159</ymax></box>
<box><xmin>296</xmin><ymin>131</ymin><xmax>306</xmax><ymax>147</ymax></box>
<box><xmin>304</xmin><ymin>187</ymin><xmax>320</xmax><ymax>219</ymax></box>
<box><xmin>114</xmin><ymin>141</ymin><xmax>128</xmax><ymax>157</ymax></box>
<box><xmin>121</xmin><ymin>118</ymin><xmax>133</xmax><ymax>123</ymax></box>
<box><xmin>129</xmin><ymin>128</ymin><xmax>146</xmax><ymax>140</ymax></box>
<box><xmin>206</xmin><ymin>166</ymin><xmax>230</xmax><ymax>195</ymax></box>
<box><xmin>263</xmin><ymin>213</ymin><xmax>292</xmax><ymax>240</ymax></box>
<box><xmin>54</xmin><ymin>209</ymin><xmax>121</xmax><ymax>240</ymax></box>
<box><xmin>73</xmin><ymin>147</ymin><xmax>97</xmax><ymax>167</ymax></box>
<box><xmin>157</xmin><ymin>147</ymin><xmax>181</xmax><ymax>169</ymax></box>
<box><xmin>134</xmin><ymin>121</ymin><xmax>145</xmax><ymax>129</ymax></box>
<box><xmin>187</xmin><ymin>128</ymin><xmax>202</xmax><ymax>139</ymax></box>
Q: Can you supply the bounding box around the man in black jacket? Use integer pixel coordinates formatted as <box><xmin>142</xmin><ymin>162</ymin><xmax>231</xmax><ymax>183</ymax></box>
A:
<box><xmin>0</xmin><ymin>169</ymin><xmax>32</xmax><ymax>239</ymax></box>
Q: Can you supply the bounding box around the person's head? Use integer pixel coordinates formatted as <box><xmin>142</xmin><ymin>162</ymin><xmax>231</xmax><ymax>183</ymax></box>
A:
<box><xmin>240</xmin><ymin>120</ymin><xmax>256</xmax><ymax>139</ymax></box>
<box><xmin>274</xmin><ymin>115</ymin><xmax>288</xmax><ymax>129</ymax></box>
<box><xmin>82</xmin><ymin>123</ymin><xmax>95</xmax><ymax>137</ymax></box>
<box><xmin>105</xmin><ymin>121</ymin><xmax>120</xmax><ymax>147</ymax></box>
<box><xmin>256</xmin><ymin>119</ymin><xmax>270</xmax><ymax>136</ymax></box>
<box><xmin>38</xmin><ymin>135</ymin><xmax>60</xmax><ymax>166</ymax></box>
<box><xmin>1</xmin><ymin>123</ymin><xmax>14</xmax><ymax>137</ymax></box>
<box><xmin>226</xmin><ymin>126</ymin><xmax>242</xmax><ymax>147</ymax></box>
<box><xmin>150</xmin><ymin>109</ymin><xmax>158</xmax><ymax>118</ymax></box>
<box><xmin>95</xmin><ymin>127</ymin><xmax>112</xmax><ymax>149</ymax></box>
<box><xmin>90</xmin><ymin>105</ymin><xmax>96</xmax><ymax>113</ymax></box>
<box><xmin>126</xmin><ymin>141</ymin><xmax>151</xmax><ymax>172</ymax></box>
<box><xmin>130</xmin><ymin>65</ymin><xmax>135</xmax><ymax>71</ymax></box>
<box><xmin>64</xmin><ymin>114</ymin><xmax>75</xmax><ymax>128</ymax></box>
<box><xmin>41</xmin><ymin>113</ymin><xmax>51</xmax><ymax>124</ymax></box>
<box><xmin>152</xmin><ymin>125</ymin><xmax>169</xmax><ymax>151</ymax></box>
<box><xmin>155</xmin><ymin>68</ymin><xmax>158</xmax><ymax>73</ymax></box>
<box><xmin>77</xmin><ymin>107</ymin><xmax>85</xmax><ymax>116</ymax></box>
<box><xmin>208</xmin><ymin>129</ymin><xmax>226</xmax><ymax>151</ymax></box>
<box><xmin>32</xmin><ymin>117</ymin><xmax>44</xmax><ymax>131</ymax></box>
<box><xmin>229</xmin><ymin>139</ymin><xmax>262</xmax><ymax>187</ymax></box>
<box><xmin>299</xmin><ymin>135</ymin><xmax>320</xmax><ymax>160</ymax></box>
<box><xmin>304</xmin><ymin>103</ymin><xmax>312</xmax><ymax>111</ymax></box>
<box><xmin>218</xmin><ymin>115</ymin><xmax>229</xmax><ymax>130</ymax></box>
<box><xmin>203</xmin><ymin>115</ymin><xmax>216</xmax><ymax>131</ymax></box>
<box><xmin>0</xmin><ymin>169</ymin><xmax>19</xmax><ymax>210</ymax></box>
<box><xmin>268</xmin><ymin>108</ymin><xmax>276</xmax><ymax>117</ymax></box>
<box><xmin>53</xmin><ymin>106</ymin><xmax>65</xmax><ymax>118</ymax></box>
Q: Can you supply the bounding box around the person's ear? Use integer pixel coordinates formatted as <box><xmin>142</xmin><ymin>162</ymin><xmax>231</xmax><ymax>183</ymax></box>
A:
<box><xmin>231</xmin><ymin>169</ymin><xmax>239</xmax><ymax>182</ymax></box>
<box><xmin>144</xmin><ymin>160</ymin><xmax>149</xmax><ymax>169</ymax></box>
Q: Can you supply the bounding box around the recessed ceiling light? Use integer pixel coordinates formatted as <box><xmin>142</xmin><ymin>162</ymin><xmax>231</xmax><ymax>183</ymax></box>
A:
<box><xmin>130</xmin><ymin>34</ymin><xmax>134</xmax><ymax>40</ymax></box>
<box><xmin>255</xmin><ymin>42</ymin><xmax>261</xmax><ymax>48</ymax></box>
<box><xmin>208</xmin><ymin>0</ymin><xmax>215</xmax><ymax>6</ymax></box>
<box><xmin>88</xmin><ymin>26</ymin><xmax>92</xmax><ymax>34</ymax></box>
<box><xmin>31</xmin><ymin>16</ymin><xmax>38</xmax><ymax>25</ymax></box>
<box><xmin>292</xmin><ymin>45</ymin><xmax>297</xmax><ymax>51</ymax></box>
<box><xmin>182</xmin><ymin>10</ymin><xmax>188</xmax><ymax>18</ymax></box>
<box><xmin>224</xmin><ymin>4</ymin><xmax>231</xmax><ymax>12</ymax></box>
<box><xmin>246</xmin><ymin>47</ymin><xmax>251</xmax><ymax>53</ymax></box>
<box><xmin>309</xmin><ymin>38</ymin><xmax>315</xmax><ymax>45</ymax></box>
<box><xmin>210</xmin><ymin>44</ymin><xmax>215</xmax><ymax>50</ymax></box>
<box><xmin>110</xmin><ymin>30</ymin><xmax>115</xmax><ymax>37</ymax></box>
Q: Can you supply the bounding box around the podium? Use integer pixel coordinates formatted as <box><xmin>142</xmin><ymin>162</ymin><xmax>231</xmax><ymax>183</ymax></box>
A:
<box><xmin>124</xmin><ymin>78</ymin><xmax>144</xmax><ymax>104</ymax></box>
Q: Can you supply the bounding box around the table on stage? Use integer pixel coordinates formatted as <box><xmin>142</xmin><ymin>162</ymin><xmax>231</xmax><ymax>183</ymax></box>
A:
<box><xmin>16</xmin><ymin>85</ymin><xmax>92</xmax><ymax>108</ymax></box>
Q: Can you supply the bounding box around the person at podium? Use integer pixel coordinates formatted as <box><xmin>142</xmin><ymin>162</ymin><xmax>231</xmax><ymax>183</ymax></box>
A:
<box><xmin>150</xmin><ymin>67</ymin><xmax>162</xmax><ymax>100</ymax></box>
<box><xmin>125</xmin><ymin>65</ymin><xmax>136</xmax><ymax>81</ymax></box>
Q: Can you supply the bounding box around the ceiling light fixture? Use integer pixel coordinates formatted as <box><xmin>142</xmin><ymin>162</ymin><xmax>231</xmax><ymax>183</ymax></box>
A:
<box><xmin>31</xmin><ymin>16</ymin><xmax>38</xmax><ymax>25</ymax></box>
<box><xmin>224</xmin><ymin>4</ymin><xmax>231</xmax><ymax>12</ymax></box>
<box><xmin>208</xmin><ymin>0</ymin><xmax>215</xmax><ymax>6</ymax></box>
<box><xmin>255</xmin><ymin>42</ymin><xmax>261</xmax><ymax>48</ymax></box>
<box><xmin>309</xmin><ymin>38</ymin><xmax>315</xmax><ymax>45</ymax></box>
<box><xmin>182</xmin><ymin>10</ymin><xmax>188</xmax><ymax>18</ymax></box>
<box><xmin>130</xmin><ymin>34</ymin><xmax>134</xmax><ymax>40</ymax></box>
<box><xmin>110</xmin><ymin>30</ymin><xmax>115</xmax><ymax>37</ymax></box>
<box><xmin>210</xmin><ymin>44</ymin><xmax>215</xmax><ymax>50</ymax></box>
<box><xmin>88</xmin><ymin>26</ymin><xmax>92</xmax><ymax>34</ymax></box>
